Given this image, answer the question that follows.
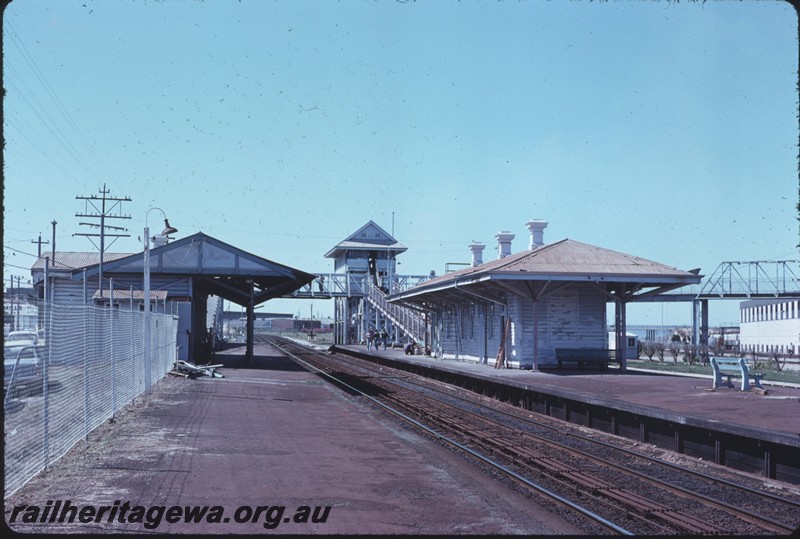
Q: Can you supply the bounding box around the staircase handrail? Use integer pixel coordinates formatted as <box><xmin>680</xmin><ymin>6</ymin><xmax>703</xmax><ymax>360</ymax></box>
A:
<box><xmin>364</xmin><ymin>280</ymin><xmax>426</xmax><ymax>343</ymax></box>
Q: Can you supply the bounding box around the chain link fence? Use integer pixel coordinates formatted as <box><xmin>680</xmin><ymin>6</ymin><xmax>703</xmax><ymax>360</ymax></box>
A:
<box><xmin>4</xmin><ymin>300</ymin><xmax>178</xmax><ymax>498</ymax></box>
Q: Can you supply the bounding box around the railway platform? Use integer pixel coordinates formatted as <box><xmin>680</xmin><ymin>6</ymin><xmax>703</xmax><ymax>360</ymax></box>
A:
<box><xmin>4</xmin><ymin>342</ymin><xmax>577</xmax><ymax>535</ymax></box>
<box><xmin>331</xmin><ymin>343</ymin><xmax>800</xmax><ymax>485</ymax></box>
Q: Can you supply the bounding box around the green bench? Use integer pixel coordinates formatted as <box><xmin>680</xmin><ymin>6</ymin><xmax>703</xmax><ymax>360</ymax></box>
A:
<box><xmin>710</xmin><ymin>357</ymin><xmax>764</xmax><ymax>391</ymax></box>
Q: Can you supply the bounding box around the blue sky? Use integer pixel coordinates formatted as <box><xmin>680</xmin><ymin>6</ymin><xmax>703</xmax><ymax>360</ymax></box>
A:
<box><xmin>3</xmin><ymin>0</ymin><xmax>798</xmax><ymax>327</ymax></box>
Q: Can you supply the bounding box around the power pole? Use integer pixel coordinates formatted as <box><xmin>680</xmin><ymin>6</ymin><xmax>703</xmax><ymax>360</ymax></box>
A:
<box><xmin>51</xmin><ymin>220</ymin><xmax>57</xmax><ymax>264</ymax></box>
<box><xmin>16</xmin><ymin>275</ymin><xmax>22</xmax><ymax>330</ymax></box>
<box><xmin>74</xmin><ymin>184</ymin><xmax>132</xmax><ymax>296</ymax></box>
<box><xmin>10</xmin><ymin>275</ymin><xmax>15</xmax><ymax>331</ymax></box>
<box><xmin>31</xmin><ymin>233</ymin><xmax>50</xmax><ymax>258</ymax></box>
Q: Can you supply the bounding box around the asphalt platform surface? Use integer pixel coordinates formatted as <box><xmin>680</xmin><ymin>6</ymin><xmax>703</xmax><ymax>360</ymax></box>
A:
<box><xmin>4</xmin><ymin>342</ymin><xmax>584</xmax><ymax>535</ymax></box>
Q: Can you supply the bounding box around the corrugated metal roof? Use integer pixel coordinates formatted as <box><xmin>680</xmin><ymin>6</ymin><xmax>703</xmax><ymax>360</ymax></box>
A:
<box><xmin>393</xmin><ymin>238</ymin><xmax>702</xmax><ymax>300</ymax></box>
<box><xmin>78</xmin><ymin>232</ymin><xmax>316</xmax><ymax>305</ymax></box>
<box><xmin>31</xmin><ymin>252</ymin><xmax>133</xmax><ymax>272</ymax></box>
<box><xmin>324</xmin><ymin>220</ymin><xmax>407</xmax><ymax>258</ymax></box>
<box><xmin>426</xmin><ymin>239</ymin><xmax>696</xmax><ymax>281</ymax></box>
<box><xmin>488</xmin><ymin>239</ymin><xmax>695</xmax><ymax>277</ymax></box>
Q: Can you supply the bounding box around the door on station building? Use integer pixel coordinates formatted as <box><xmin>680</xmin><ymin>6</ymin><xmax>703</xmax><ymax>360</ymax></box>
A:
<box><xmin>176</xmin><ymin>302</ymin><xmax>192</xmax><ymax>361</ymax></box>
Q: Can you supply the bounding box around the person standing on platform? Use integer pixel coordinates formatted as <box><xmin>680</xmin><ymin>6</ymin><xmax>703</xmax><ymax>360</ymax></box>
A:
<box><xmin>366</xmin><ymin>327</ymin><xmax>375</xmax><ymax>351</ymax></box>
<box><xmin>380</xmin><ymin>327</ymin><xmax>388</xmax><ymax>351</ymax></box>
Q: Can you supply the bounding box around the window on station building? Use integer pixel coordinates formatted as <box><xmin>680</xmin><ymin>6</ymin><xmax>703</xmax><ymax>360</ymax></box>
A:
<box><xmin>469</xmin><ymin>304</ymin><xmax>475</xmax><ymax>340</ymax></box>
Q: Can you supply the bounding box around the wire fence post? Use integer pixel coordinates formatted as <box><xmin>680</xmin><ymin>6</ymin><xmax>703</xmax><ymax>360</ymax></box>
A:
<box><xmin>110</xmin><ymin>279</ymin><xmax>116</xmax><ymax>419</ymax></box>
<box><xmin>83</xmin><ymin>270</ymin><xmax>89</xmax><ymax>440</ymax></box>
<box><xmin>43</xmin><ymin>261</ymin><xmax>53</xmax><ymax>471</ymax></box>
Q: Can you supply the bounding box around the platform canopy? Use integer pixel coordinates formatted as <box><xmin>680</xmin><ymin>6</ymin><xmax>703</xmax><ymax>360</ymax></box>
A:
<box><xmin>388</xmin><ymin>238</ymin><xmax>703</xmax><ymax>308</ymax></box>
<box><xmin>74</xmin><ymin>232</ymin><xmax>316</xmax><ymax>306</ymax></box>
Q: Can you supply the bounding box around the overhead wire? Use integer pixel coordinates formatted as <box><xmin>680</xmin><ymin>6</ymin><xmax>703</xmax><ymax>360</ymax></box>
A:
<box><xmin>4</xmin><ymin>19</ymin><xmax>116</xmax><ymax>187</ymax></box>
<box><xmin>4</xmin><ymin>114</ymin><xmax>88</xmax><ymax>194</ymax></box>
<box><xmin>4</xmin><ymin>17</ymin><xmax>128</xmax><ymax>280</ymax></box>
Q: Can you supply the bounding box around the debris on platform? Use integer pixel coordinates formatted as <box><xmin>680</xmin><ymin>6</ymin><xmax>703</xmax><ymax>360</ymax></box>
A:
<box><xmin>170</xmin><ymin>360</ymin><xmax>224</xmax><ymax>379</ymax></box>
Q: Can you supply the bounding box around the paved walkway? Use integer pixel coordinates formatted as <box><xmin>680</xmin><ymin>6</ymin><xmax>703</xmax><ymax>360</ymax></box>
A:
<box><xmin>5</xmin><ymin>343</ymin><xmax>580</xmax><ymax>535</ymax></box>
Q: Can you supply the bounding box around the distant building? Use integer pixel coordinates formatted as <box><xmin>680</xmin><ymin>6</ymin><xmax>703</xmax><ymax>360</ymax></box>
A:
<box><xmin>623</xmin><ymin>324</ymin><xmax>740</xmax><ymax>351</ymax></box>
<box><xmin>624</xmin><ymin>325</ymin><xmax>679</xmax><ymax>343</ymax></box>
<box><xmin>608</xmin><ymin>331</ymin><xmax>638</xmax><ymax>359</ymax></box>
<box><xmin>268</xmin><ymin>318</ymin><xmax>321</xmax><ymax>331</ymax></box>
<box><xmin>739</xmin><ymin>299</ymin><xmax>799</xmax><ymax>356</ymax></box>
<box><xmin>219</xmin><ymin>310</ymin><xmax>293</xmax><ymax>322</ymax></box>
<box><xmin>3</xmin><ymin>297</ymin><xmax>39</xmax><ymax>333</ymax></box>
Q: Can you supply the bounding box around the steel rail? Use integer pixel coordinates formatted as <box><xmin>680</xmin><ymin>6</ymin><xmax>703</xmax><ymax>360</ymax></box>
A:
<box><xmin>271</xmin><ymin>337</ymin><xmax>800</xmax><ymax>535</ymax></box>
<box><xmin>384</xmin><ymin>391</ymin><xmax>715</xmax><ymax>535</ymax></box>
<box><xmin>362</xmin><ymin>355</ymin><xmax>800</xmax><ymax>533</ymax></box>
<box><xmin>280</xmin><ymin>342</ymin><xmax>712</xmax><ymax>534</ymax></box>
<box><xmin>266</xmin><ymin>337</ymin><xmax>634</xmax><ymax>536</ymax></box>
<box><xmin>329</xmin><ymin>340</ymin><xmax>800</xmax><ymax>515</ymax></box>
<box><xmin>397</xmin><ymin>384</ymin><xmax>797</xmax><ymax>535</ymax></box>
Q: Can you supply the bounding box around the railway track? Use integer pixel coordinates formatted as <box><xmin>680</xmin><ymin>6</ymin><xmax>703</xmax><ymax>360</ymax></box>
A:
<box><xmin>265</xmin><ymin>336</ymin><xmax>800</xmax><ymax>535</ymax></box>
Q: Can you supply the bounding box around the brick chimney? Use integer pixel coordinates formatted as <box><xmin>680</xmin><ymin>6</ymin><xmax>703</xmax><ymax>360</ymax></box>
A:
<box><xmin>495</xmin><ymin>231</ymin><xmax>515</xmax><ymax>259</ymax></box>
<box><xmin>525</xmin><ymin>219</ymin><xmax>548</xmax><ymax>250</ymax></box>
<box><xmin>468</xmin><ymin>241</ymin><xmax>485</xmax><ymax>267</ymax></box>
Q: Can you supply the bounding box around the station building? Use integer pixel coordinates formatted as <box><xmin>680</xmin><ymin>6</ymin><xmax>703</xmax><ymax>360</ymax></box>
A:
<box><xmin>389</xmin><ymin>220</ymin><xmax>703</xmax><ymax>370</ymax></box>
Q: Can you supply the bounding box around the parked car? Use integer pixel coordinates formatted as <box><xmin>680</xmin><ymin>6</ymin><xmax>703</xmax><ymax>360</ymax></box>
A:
<box><xmin>4</xmin><ymin>344</ymin><xmax>43</xmax><ymax>398</ymax></box>
<box><xmin>6</xmin><ymin>331</ymin><xmax>39</xmax><ymax>347</ymax></box>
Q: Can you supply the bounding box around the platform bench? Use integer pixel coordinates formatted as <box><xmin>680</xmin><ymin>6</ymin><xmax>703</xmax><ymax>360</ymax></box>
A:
<box><xmin>710</xmin><ymin>357</ymin><xmax>765</xmax><ymax>391</ymax></box>
<box><xmin>555</xmin><ymin>348</ymin><xmax>618</xmax><ymax>370</ymax></box>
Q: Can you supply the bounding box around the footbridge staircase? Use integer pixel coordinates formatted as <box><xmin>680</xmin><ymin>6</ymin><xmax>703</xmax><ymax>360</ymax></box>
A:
<box><xmin>363</xmin><ymin>280</ymin><xmax>428</xmax><ymax>345</ymax></box>
<box><xmin>287</xmin><ymin>272</ymin><xmax>431</xmax><ymax>346</ymax></box>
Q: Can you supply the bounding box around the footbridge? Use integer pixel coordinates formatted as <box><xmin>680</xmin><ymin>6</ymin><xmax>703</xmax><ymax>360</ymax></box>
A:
<box><xmin>697</xmin><ymin>260</ymin><xmax>800</xmax><ymax>299</ymax></box>
<box><xmin>638</xmin><ymin>260</ymin><xmax>800</xmax><ymax>345</ymax></box>
<box><xmin>287</xmin><ymin>273</ymin><xmax>431</xmax><ymax>346</ymax></box>
<box><xmin>640</xmin><ymin>260</ymin><xmax>800</xmax><ymax>302</ymax></box>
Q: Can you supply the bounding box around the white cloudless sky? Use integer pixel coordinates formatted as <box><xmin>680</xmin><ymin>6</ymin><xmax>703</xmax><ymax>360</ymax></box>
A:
<box><xmin>3</xmin><ymin>0</ymin><xmax>798</xmax><ymax>327</ymax></box>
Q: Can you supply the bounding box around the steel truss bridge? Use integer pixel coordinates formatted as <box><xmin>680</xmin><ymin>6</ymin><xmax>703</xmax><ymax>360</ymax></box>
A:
<box><xmin>636</xmin><ymin>260</ymin><xmax>800</xmax><ymax>346</ymax></box>
<box><xmin>639</xmin><ymin>260</ymin><xmax>800</xmax><ymax>301</ymax></box>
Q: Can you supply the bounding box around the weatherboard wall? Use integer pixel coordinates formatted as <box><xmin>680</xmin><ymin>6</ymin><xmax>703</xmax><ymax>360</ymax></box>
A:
<box><xmin>434</xmin><ymin>283</ymin><xmax>607</xmax><ymax>369</ymax></box>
